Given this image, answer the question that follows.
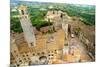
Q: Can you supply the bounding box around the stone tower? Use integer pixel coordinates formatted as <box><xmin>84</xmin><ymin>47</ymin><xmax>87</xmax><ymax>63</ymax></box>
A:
<box><xmin>18</xmin><ymin>5</ymin><xmax>36</xmax><ymax>47</ymax></box>
<box><xmin>62</xmin><ymin>23</ymin><xmax>68</xmax><ymax>39</ymax></box>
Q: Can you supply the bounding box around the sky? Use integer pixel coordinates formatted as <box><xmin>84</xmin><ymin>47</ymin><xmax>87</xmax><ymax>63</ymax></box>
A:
<box><xmin>19</xmin><ymin>0</ymin><xmax>95</xmax><ymax>5</ymax></box>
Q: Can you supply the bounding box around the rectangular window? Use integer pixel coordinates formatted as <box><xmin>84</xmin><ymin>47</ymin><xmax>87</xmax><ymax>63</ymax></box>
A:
<box><xmin>21</xmin><ymin>10</ymin><xmax>24</xmax><ymax>15</ymax></box>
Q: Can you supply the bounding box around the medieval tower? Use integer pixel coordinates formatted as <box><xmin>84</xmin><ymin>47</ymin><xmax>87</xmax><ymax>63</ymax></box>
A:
<box><xmin>18</xmin><ymin>5</ymin><xmax>36</xmax><ymax>47</ymax></box>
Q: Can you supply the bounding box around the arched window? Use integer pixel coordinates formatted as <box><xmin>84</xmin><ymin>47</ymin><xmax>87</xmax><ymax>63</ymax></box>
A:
<box><xmin>37</xmin><ymin>53</ymin><xmax>40</xmax><ymax>55</ymax></box>
<box><xmin>19</xmin><ymin>60</ymin><xmax>22</xmax><ymax>62</ymax></box>
<box><xmin>30</xmin><ymin>42</ymin><xmax>34</xmax><ymax>47</ymax></box>
<box><xmin>17</xmin><ymin>64</ymin><xmax>20</xmax><ymax>67</ymax></box>
<box><xmin>48</xmin><ymin>55</ymin><xmax>50</xmax><ymax>56</ymax></box>
<box><xmin>51</xmin><ymin>54</ymin><xmax>54</xmax><ymax>56</ymax></box>
<box><xmin>24</xmin><ymin>58</ymin><xmax>26</xmax><ymax>60</ymax></box>
<box><xmin>41</xmin><ymin>52</ymin><xmax>45</xmax><ymax>55</ymax></box>
<box><xmin>26</xmin><ymin>54</ymin><xmax>28</xmax><ymax>56</ymax></box>
<box><xmin>21</xmin><ymin>10</ymin><xmax>24</xmax><ymax>15</ymax></box>
<box><xmin>33</xmin><ymin>53</ymin><xmax>35</xmax><ymax>56</ymax></box>
<box><xmin>14</xmin><ymin>50</ymin><xmax>16</xmax><ymax>53</ymax></box>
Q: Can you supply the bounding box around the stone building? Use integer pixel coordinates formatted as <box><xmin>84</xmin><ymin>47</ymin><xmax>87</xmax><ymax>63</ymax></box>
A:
<box><xmin>10</xmin><ymin>29</ymin><xmax>66</xmax><ymax>66</ymax></box>
<box><xmin>10</xmin><ymin>6</ymin><xmax>66</xmax><ymax>66</ymax></box>
<box><xmin>10</xmin><ymin>5</ymin><xmax>92</xmax><ymax>67</ymax></box>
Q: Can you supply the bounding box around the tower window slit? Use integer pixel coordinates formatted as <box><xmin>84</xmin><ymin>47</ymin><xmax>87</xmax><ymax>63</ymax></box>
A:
<box><xmin>21</xmin><ymin>10</ymin><xmax>24</xmax><ymax>15</ymax></box>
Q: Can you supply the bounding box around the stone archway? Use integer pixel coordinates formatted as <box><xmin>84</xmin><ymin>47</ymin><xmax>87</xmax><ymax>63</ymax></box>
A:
<box><xmin>39</xmin><ymin>56</ymin><xmax>48</xmax><ymax>64</ymax></box>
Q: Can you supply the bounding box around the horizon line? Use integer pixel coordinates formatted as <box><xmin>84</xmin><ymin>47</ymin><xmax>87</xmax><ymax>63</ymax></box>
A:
<box><xmin>18</xmin><ymin>0</ymin><xmax>95</xmax><ymax>5</ymax></box>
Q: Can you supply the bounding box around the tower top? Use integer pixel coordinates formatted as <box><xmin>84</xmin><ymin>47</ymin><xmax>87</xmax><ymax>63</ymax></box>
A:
<box><xmin>18</xmin><ymin>5</ymin><xmax>28</xmax><ymax>15</ymax></box>
<box><xmin>18</xmin><ymin>5</ymin><xmax>27</xmax><ymax>10</ymax></box>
